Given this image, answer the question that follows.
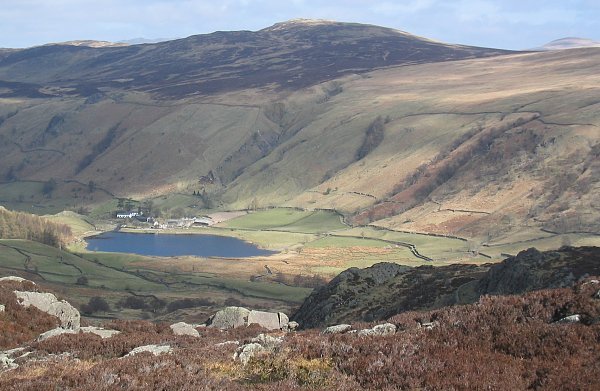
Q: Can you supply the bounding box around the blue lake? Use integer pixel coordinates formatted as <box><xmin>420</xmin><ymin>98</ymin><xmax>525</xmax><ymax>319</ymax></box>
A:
<box><xmin>86</xmin><ymin>232</ymin><xmax>276</xmax><ymax>258</ymax></box>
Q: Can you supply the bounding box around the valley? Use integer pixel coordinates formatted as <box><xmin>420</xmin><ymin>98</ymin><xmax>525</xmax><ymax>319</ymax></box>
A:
<box><xmin>0</xmin><ymin>17</ymin><xmax>597</xmax><ymax>332</ymax></box>
<box><xmin>0</xmin><ymin>17</ymin><xmax>599</xmax><ymax>389</ymax></box>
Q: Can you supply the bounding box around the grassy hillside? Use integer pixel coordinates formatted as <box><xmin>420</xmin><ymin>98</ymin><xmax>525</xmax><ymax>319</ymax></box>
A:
<box><xmin>0</xmin><ymin>239</ymin><xmax>311</xmax><ymax>323</ymax></box>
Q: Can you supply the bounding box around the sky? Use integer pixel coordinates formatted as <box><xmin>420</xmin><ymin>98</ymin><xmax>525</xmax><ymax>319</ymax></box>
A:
<box><xmin>1</xmin><ymin>0</ymin><xmax>599</xmax><ymax>49</ymax></box>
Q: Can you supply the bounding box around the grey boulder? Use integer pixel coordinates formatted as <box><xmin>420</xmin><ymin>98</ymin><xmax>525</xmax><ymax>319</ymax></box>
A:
<box><xmin>323</xmin><ymin>324</ymin><xmax>352</xmax><ymax>334</ymax></box>
<box><xmin>207</xmin><ymin>307</ymin><xmax>290</xmax><ymax>330</ymax></box>
<box><xmin>170</xmin><ymin>322</ymin><xmax>200</xmax><ymax>337</ymax></box>
<box><xmin>357</xmin><ymin>323</ymin><xmax>397</xmax><ymax>336</ymax></box>
<box><xmin>37</xmin><ymin>327</ymin><xmax>77</xmax><ymax>341</ymax></box>
<box><xmin>124</xmin><ymin>345</ymin><xmax>172</xmax><ymax>358</ymax></box>
<box><xmin>14</xmin><ymin>291</ymin><xmax>80</xmax><ymax>330</ymax></box>
<box><xmin>80</xmin><ymin>326</ymin><xmax>121</xmax><ymax>339</ymax></box>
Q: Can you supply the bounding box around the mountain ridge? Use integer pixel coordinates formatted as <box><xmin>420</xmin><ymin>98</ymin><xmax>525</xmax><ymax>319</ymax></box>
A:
<box><xmin>0</xmin><ymin>20</ymin><xmax>512</xmax><ymax>98</ymax></box>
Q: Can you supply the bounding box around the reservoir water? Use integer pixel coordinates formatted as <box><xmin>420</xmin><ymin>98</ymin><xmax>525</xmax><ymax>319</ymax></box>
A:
<box><xmin>86</xmin><ymin>232</ymin><xmax>276</xmax><ymax>258</ymax></box>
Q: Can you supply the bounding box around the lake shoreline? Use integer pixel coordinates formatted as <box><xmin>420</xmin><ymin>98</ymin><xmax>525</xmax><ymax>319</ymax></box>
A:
<box><xmin>85</xmin><ymin>231</ymin><xmax>278</xmax><ymax>258</ymax></box>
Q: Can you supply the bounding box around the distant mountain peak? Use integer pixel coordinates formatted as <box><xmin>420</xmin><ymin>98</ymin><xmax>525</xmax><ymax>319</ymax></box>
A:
<box><xmin>44</xmin><ymin>40</ymin><xmax>129</xmax><ymax>48</ymax></box>
<box><xmin>534</xmin><ymin>37</ymin><xmax>600</xmax><ymax>51</ymax></box>
<box><xmin>264</xmin><ymin>18</ymin><xmax>339</xmax><ymax>30</ymax></box>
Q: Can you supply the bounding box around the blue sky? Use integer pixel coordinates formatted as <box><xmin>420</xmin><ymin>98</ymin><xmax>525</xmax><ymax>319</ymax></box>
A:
<box><xmin>1</xmin><ymin>0</ymin><xmax>598</xmax><ymax>49</ymax></box>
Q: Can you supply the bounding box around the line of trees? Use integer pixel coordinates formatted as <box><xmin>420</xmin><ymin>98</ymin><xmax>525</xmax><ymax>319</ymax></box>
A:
<box><xmin>0</xmin><ymin>207</ymin><xmax>72</xmax><ymax>247</ymax></box>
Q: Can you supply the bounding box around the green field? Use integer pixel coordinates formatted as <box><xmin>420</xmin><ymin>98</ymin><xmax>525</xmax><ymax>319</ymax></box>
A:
<box><xmin>305</xmin><ymin>235</ymin><xmax>390</xmax><ymax>248</ymax></box>
<box><xmin>220</xmin><ymin>209</ymin><xmax>346</xmax><ymax>233</ymax></box>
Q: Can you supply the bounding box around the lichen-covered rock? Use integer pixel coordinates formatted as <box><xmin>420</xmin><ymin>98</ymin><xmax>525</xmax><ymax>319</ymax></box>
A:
<box><xmin>323</xmin><ymin>324</ymin><xmax>352</xmax><ymax>334</ymax></box>
<box><xmin>234</xmin><ymin>343</ymin><xmax>265</xmax><ymax>365</ymax></box>
<box><xmin>0</xmin><ymin>348</ymin><xmax>26</xmax><ymax>370</ymax></box>
<box><xmin>251</xmin><ymin>333</ymin><xmax>283</xmax><ymax>350</ymax></box>
<box><xmin>207</xmin><ymin>306</ymin><xmax>250</xmax><ymax>329</ymax></box>
<box><xmin>124</xmin><ymin>345</ymin><xmax>172</xmax><ymax>358</ymax></box>
<box><xmin>80</xmin><ymin>326</ymin><xmax>120</xmax><ymax>339</ymax></box>
<box><xmin>287</xmin><ymin>321</ymin><xmax>299</xmax><ymax>331</ymax></box>
<box><xmin>37</xmin><ymin>327</ymin><xmax>77</xmax><ymax>341</ymax></box>
<box><xmin>170</xmin><ymin>322</ymin><xmax>200</xmax><ymax>337</ymax></box>
<box><xmin>234</xmin><ymin>333</ymin><xmax>284</xmax><ymax>365</ymax></box>
<box><xmin>14</xmin><ymin>291</ymin><xmax>80</xmax><ymax>330</ymax></box>
<box><xmin>357</xmin><ymin>323</ymin><xmax>397</xmax><ymax>336</ymax></box>
<box><xmin>247</xmin><ymin>310</ymin><xmax>289</xmax><ymax>330</ymax></box>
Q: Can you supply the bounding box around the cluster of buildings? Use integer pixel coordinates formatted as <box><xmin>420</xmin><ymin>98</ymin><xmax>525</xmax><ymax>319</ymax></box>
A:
<box><xmin>115</xmin><ymin>211</ymin><xmax>214</xmax><ymax>228</ymax></box>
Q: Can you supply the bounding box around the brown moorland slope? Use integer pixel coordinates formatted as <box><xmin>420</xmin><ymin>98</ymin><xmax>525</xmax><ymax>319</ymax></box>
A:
<box><xmin>0</xmin><ymin>273</ymin><xmax>598</xmax><ymax>389</ymax></box>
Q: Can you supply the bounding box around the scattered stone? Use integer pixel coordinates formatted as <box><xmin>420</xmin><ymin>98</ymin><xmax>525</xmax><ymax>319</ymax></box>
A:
<box><xmin>0</xmin><ymin>354</ymin><xmax>17</xmax><ymax>370</ymax></box>
<box><xmin>207</xmin><ymin>307</ymin><xmax>290</xmax><ymax>330</ymax></box>
<box><xmin>124</xmin><ymin>345</ymin><xmax>172</xmax><ymax>358</ymax></box>
<box><xmin>287</xmin><ymin>321</ymin><xmax>299</xmax><ymax>331</ymax></box>
<box><xmin>80</xmin><ymin>326</ymin><xmax>121</xmax><ymax>339</ymax></box>
<box><xmin>323</xmin><ymin>324</ymin><xmax>352</xmax><ymax>334</ymax></box>
<box><xmin>251</xmin><ymin>333</ymin><xmax>284</xmax><ymax>350</ymax></box>
<box><xmin>207</xmin><ymin>306</ymin><xmax>250</xmax><ymax>329</ymax></box>
<box><xmin>14</xmin><ymin>291</ymin><xmax>80</xmax><ymax>330</ymax></box>
<box><xmin>358</xmin><ymin>323</ymin><xmax>397</xmax><ymax>336</ymax></box>
<box><xmin>215</xmin><ymin>341</ymin><xmax>239</xmax><ymax>347</ymax></box>
<box><xmin>170</xmin><ymin>322</ymin><xmax>200</xmax><ymax>337</ymax></box>
<box><xmin>37</xmin><ymin>327</ymin><xmax>77</xmax><ymax>341</ymax></box>
<box><xmin>556</xmin><ymin>314</ymin><xmax>582</xmax><ymax>324</ymax></box>
<box><xmin>233</xmin><ymin>333</ymin><xmax>284</xmax><ymax>365</ymax></box>
<box><xmin>0</xmin><ymin>304</ymin><xmax>4</xmax><ymax>312</ymax></box>
<box><xmin>0</xmin><ymin>348</ymin><xmax>27</xmax><ymax>370</ymax></box>
<box><xmin>418</xmin><ymin>321</ymin><xmax>439</xmax><ymax>330</ymax></box>
<box><xmin>234</xmin><ymin>343</ymin><xmax>265</xmax><ymax>365</ymax></box>
<box><xmin>594</xmin><ymin>290</ymin><xmax>600</xmax><ymax>300</ymax></box>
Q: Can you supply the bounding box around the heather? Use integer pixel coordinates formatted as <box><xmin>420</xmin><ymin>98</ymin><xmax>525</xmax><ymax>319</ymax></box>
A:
<box><xmin>1</xmin><ymin>279</ymin><xmax>598</xmax><ymax>390</ymax></box>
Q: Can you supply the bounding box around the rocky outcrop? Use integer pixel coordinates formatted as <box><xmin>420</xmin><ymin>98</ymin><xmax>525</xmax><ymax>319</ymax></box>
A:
<box><xmin>478</xmin><ymin>247</ymin><xmax>600</xmax><ymax>295</ymax></box>
<box><xmin>293</xmin><ymin>247</ymin><xmax>600</xmax><ymax>329</ymax></box>
<box><xmin>293</xmin><ymin>262</ymin><xmax>486</xmax><ymax>329</ymax></box>
<box><xmin>14</xmin><ymin>291</ymin><xmax>80</xmax><ymax>330</ymax></box>
<box><xmin>207</xmin><ymin>307</ymin><xmax>290</xmax><ymax>330</ymax></box>
<box><xmin>170</xmin><ymin>322</ymin><xmax>200</xmax><ymax>337</ymax></box>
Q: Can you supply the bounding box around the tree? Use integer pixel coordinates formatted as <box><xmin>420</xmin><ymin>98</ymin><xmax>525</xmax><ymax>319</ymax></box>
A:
<box><xmin>42</xmin><ymin>178</ymin><xmax>57</xmax><ymax>197</ymax></box>
<box><xmin>81</xmin><ymin>296</ymin><xmax>110</xmax><ymax>314</ymax></box>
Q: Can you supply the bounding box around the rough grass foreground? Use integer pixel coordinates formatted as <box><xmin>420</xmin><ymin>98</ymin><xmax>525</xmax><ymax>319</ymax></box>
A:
<box><xmin>1</xmin><ymin>280</ymin><xmax>599</xmax><ymax>390</ymax></box>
